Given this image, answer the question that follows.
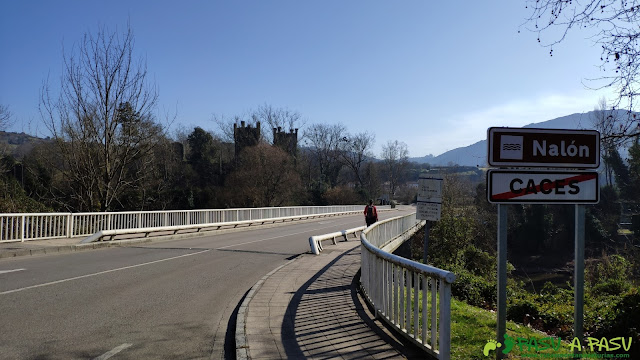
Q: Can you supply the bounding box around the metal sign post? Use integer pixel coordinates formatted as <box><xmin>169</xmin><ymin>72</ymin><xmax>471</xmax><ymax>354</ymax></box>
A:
<box><xmin>416</xmin><ymin>175</ymin><xmax>443</xmax><ymax>262</ymax></box>
<box><xmin>497</xmin><ymin>204</ymin><xmax>508</xmax><ymax>360</ymax></box>
<box><xmin>423</xmin><ymin>221</ymin><xmax>430</xmax><ymax>264</ymax></box>
<box><xmin>574</xmin><ymin>205</ymin><xmax>585</xmax><ymax>352</ymax></box>
<box><xmin>486</xmin><ymin>127</ymin><xmax>599</xmax><ymax>358</ymax></box>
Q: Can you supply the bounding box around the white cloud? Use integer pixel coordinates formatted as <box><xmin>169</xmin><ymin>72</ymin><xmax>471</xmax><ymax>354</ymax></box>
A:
<box><xmin>414</xmin><ymin>89</ymin><xmax>615</xmax><ymax>157</ymax></box>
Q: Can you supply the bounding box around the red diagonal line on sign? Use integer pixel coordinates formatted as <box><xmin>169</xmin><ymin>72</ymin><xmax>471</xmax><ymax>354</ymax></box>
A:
<box><xmin>492</xmin><ymin>173</ymin><xmax>597</xmax><ymax>200</ymax></box>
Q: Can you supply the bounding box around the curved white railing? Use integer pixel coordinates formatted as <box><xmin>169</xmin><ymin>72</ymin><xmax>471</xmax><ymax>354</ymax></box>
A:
<box><xmin>0</xmin><ymin>206</ymin><xmax>366</xmax><ymax>243</ymax></box>
<box><xmin>360</xmin><ymin>213</ymin><xmax>455</xmax><ymax>360</ymax></box>
<box><xmin>308</xmin><ymin>226</ymin><xmax>365</xmax><ymax>254</ymax></box>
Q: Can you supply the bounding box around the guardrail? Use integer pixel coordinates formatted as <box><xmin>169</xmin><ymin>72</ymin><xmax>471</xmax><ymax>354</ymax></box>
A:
<box><xmin>309</xmin><ymin>226</ymin><xmax>365</xmax><ymax>254</ymax></box>
<box><xmin>0</xmin><ymin>206</ymin><xmax>365</xmax><ymax>243</ymax></box>
<box><xmin>360</xmin><ymin>213</ymin><xmax>455</xmax><ymax>360</ymax></box>
<box><xmin>81</xmin><ymin>211</ymin><xmax>361</xmax><ymax>243</ymax></box>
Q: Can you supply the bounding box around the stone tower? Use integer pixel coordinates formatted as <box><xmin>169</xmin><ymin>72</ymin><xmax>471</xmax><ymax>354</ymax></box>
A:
<box><xmin>233</xmin><ymin>121</ymin><xmax>261</xmax><ymax>158</ymax></box>
<box><xmin>273</xmin><ymin>127</ymin><xmax>298</xmax><ymax>160</ymax></box>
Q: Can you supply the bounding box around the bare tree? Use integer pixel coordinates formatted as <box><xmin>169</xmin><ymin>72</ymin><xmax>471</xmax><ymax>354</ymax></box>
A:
<box><xmin>225</xmin><ymin>143</ymin><xmax>301</xmax><ymax>207</ymax></box>
<box><xmin>0</xmin><ymin>104</ymin><xmax>11</xmax><ymax>131</ymax></box>
<box><xmin>212</xmin><ymin>104</ymin><xmax>305</xmax><ymax>144</ymax></box>
<box><xmin>212</xmin><ymin>114</ymin><xmax>248</xmax><ymax>143</ymax></box>
<box><xmin>524</xmin><ymin>0</ymin><xmax>640</xmax><ymax>141</ymax></box>
<box><xmin>338</xmin><ymin>131</ymin><xmax>375</xmax><ymax>188</ymax></box>
<box><xmin>0</xmin><ymin>104</ymin><xmax>12</xmax><ymax>176</ymax></box>
<box><xmin>253</xmin><ymin>104</ymin><xmax>305</xmax><ymax>144</ymax></box>
<box><xmin>381</xmin><ymin>140</ymin><xmax>409</xmax><ymax>201</ymax></box>
<box><xmin>592</xmin><ymin>97</ymin><xmax>621</xmax><ymax>186</ymax></box>
<box><xmin>40</xmin><ymin>25</ymin><xmax>164</xmax><ymax>211</ymax></box>
<box><xmin>303</xmin><ymin>123</ymin><xmax>347</xmax><ymax>187</ymax></box>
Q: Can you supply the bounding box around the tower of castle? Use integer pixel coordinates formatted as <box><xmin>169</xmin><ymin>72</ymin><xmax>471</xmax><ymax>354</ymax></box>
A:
<box><xmin>273</xmin><ymin>127</ymin><xmax>298</xmax><ymax>160</ymax></box>
<box><xmin>233</xmin><ymin>121</ymin><xmax>261</xmax><ymax>158</ymax></box>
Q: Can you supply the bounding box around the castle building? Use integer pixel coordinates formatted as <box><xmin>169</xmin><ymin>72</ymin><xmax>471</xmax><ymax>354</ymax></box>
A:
<box><xmin>233</xmin><ymin>121</ymin><xmax>260</xmax><ymax>158</ymax></box>
<box><xmin>273</xmin><ymin>127</ymin><xmax>298</xmax><ymax>160</ymax></box>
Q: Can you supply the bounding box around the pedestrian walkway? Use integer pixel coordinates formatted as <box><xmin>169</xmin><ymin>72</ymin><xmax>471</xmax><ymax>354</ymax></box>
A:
<box><xmin>238</xmin><ymin>241</ymin><xmax>425</xmax><ymax>360</ymax></box>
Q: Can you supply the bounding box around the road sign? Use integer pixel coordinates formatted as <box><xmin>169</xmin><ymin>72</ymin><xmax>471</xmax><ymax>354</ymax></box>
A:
<box><xmin>487</xmin><ymin>170</ymin><xmax>599</xmax><ymax>204</ymax></box>
<box><xmin>417</xmin><ymin>201</ymin><xmax>441</xmax><ymax>221</ymax></box>
<box><xmin>418</xmin><ymin>175</ymin><xmax>443</xmax><ymax>202</ymax></box>
<box><xmin>488</xmin><ymin>128</ymin><xmax>600</xmax><ymax>168</ymax></box>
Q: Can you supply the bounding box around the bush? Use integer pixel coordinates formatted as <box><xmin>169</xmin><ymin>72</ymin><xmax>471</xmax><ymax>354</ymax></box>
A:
<box><xmin>591</xmin><ymin>278</ymin><xmax>631</xmax><ymax>296</ymax></box>
<box><xmin>461</xmin><ymin>245</ymin><xmax>495</xmax><ymax>279</ymax></box>
<box><xmin>451</xmin><ymin>268</ymin><xmax>496</xmax><ymax>308</ymax></box>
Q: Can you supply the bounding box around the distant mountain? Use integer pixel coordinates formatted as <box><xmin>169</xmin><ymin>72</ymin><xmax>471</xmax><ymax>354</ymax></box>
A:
<box><xmin>408</xmin><ymin>111</ymin><xmax>629</xmax><ymax>167</ymax></box>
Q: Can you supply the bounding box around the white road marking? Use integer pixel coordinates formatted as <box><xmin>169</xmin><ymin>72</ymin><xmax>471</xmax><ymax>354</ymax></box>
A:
<box><xmin>215</xmin><ymin>217</ymin><xmax>363</xmax><ymax>250</ymax></box>
<box><xmin>215</xmin><ymin>228</ymin><xmax>324</xmax><ymax>249</ymax></box>
<box><xmin>0</xmin><ymin>250</ymin><xmax>210</xmax><ymax>296</ymax></box>
<box><xmin>0</xmin><ymin>268</ymin><xmax>25</xmax><ymax>275</ymax></box>
<box><xmin>92</xmin><ymin>343</ymin><xmax>133</xmax><ymax>360</ymax></box>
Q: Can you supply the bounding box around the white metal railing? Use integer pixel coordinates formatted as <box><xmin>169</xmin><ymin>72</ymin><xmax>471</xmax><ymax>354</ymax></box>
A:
<box><xmin>82</xmin><ymin>212</ymin><xmax>363</xmax><ymax>243</ymax></box>
<box><xmin>360</xmin><ymin>213</ymin><xmax>455</xmax><ymax>360</ymax></box>
<box><xmin>0</xmin><ymin>206</ymin><xmax>364</xmax><ymax>243</ymax></box>
<box><xmin>309</xmin><ymin>226</ymin><xmax>365</xmax><ymax>254</ymax></box>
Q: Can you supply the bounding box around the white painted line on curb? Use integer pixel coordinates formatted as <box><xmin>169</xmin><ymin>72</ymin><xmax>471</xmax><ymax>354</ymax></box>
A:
<box><xmin>92</xmin><ymin>343</ymin><xmax>133</xmax><ymax>360</ymax></box>
<box><xmin>0</xmin><ymin>269</ymin><xmax>25</xmax><ymax>274</ymax></box>
<box><xmin>0</xmin><ymin>250</ymin><xmax>210</xmax><ymax>296</ymax></box>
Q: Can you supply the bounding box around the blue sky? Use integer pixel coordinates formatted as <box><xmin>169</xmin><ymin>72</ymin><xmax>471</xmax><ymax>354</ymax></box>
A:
<box><xmin>0</xmin><ymin>1</ymin><xmax>615</xmax><ymax>157</ymax></box>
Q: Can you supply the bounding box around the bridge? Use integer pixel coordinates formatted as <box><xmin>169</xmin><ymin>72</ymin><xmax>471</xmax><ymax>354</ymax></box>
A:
<box><xmin>0</xmin><ymin>206</ymin><xmax>453</xmax><ymax>359</ymax></box>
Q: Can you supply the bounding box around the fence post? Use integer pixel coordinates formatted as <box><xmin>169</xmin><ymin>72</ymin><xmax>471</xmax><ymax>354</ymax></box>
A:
<box><xmin>20</xmin><ymin>215</ymin><xmax>25</xmax><ymax>242</ymax></box>
<box><xmin>439</xmin><ymin>282</ymin><xmax>452</xmax><ymax>360</ymax></box>
<box><xmin>67</xmin><ymin>213</ymin><xmax>73</xmax><ymax>238</ymax></box>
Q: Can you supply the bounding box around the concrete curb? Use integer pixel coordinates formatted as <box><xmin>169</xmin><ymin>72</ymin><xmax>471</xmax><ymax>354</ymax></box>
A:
<box><xmin>235</xmin><ymin>256</ymin><xmax>301</xmax><ymax>360</ymax></box>
<box><xmin>0</xmin><ymin>238</ymin><xmax>153</xmax><ymax>259</ymax></box>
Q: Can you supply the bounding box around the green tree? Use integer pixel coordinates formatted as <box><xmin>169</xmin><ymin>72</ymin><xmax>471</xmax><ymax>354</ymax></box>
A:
<box><xmin>187</xmin><ymin>127</ymin><xmax>217</xmax><ymax>187</ymax></box>
<box><xmin>605</xmin><ymin>147</ymin><xmax>632</xmax><ymax>198</ymax></box>
<box><xmin>628</xmin><ymin>140</ymin><xmax>640</xmax><ymax>200</ymax></box>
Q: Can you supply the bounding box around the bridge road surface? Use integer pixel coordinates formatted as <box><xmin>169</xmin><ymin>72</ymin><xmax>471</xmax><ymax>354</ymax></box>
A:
<box><xmin>0</xmin><ymin>208</ymin><xmax>411</xmax><ymax>360</ymax></box>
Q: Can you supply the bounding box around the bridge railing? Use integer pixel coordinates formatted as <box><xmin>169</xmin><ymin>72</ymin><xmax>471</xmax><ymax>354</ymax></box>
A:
<box><xmin>0</xmin><ymin>206</ymin><xmax>364</xmax><ymax>243</ymax></box>
<box><xmin>360</xmin><ymin>213</ymin><xmax>455</xmax><ymax>360</ymax></box>
<box><xmin>308</xmin><ymin>226</ymin><xmax>365</xmax><ymax>255</ymax></box>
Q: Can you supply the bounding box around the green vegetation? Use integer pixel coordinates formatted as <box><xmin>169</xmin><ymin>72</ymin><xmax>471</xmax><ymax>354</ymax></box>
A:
<box><xmin>405</xmin><ymin>160</ymin><xmax>640</xmax><ymax>358</ymax></box>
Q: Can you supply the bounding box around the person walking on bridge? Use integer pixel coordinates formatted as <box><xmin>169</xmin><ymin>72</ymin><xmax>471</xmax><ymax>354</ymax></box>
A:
<box><xmin>364</xmin><ymin>199</ymin><xmax>378</xmax><ymax>227</ymax></box>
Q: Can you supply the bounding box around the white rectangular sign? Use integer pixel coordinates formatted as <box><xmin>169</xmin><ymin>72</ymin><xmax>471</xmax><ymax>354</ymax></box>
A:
<box><xmin>487</xmin><ymin>127</ymin><xmax>600</xmax><ymax>168</ymax></box>
<box><xmin>417</xmin><ymin>201</ymin><xmax>441</xmax><ymax>221</ymax></box>
<box><xmin>418</xmin><ymin>176</ymin><xmax>443</xmax><ymax>202</ymax></box>
<box><xmin>487</xmin><ymin>170</ymin><xmax>599</xmax><ymax>204</ymax></box>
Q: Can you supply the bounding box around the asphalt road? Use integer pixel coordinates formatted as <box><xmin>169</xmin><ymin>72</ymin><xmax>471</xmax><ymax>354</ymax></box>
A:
<box><xmin>0</xmin><ymin>208</ymin><xmax>409</xmax><ymax>360</ymax></box>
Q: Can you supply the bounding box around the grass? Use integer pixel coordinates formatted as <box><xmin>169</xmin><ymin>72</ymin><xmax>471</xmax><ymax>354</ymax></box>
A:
<box><xmin>450</xmin><ymin>298</ymin><xmax>565</xmax><ymax>359</ymax></box>
<box><xmin>393</xmin><ymin>285</ymin><xmax>569</xmax><ymax>359</ymax></box>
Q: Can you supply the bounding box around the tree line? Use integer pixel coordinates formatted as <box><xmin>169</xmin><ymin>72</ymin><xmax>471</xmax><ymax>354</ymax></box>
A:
<box><xmin>0</xmin><ymin>25</ymin><xmax>417</xmax><ymax>213</ymax></box>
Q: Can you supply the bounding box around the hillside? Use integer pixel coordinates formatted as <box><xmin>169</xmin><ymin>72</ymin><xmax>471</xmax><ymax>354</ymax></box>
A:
<box><xmin>0</xmin><ymin>131</ymin><xmax>50</xmax><ymax>159</ymax></box>
<box><xmin>409</xmin><ymin>111</ymin><xmax>630</xmax><ymax>167</ymax></box>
